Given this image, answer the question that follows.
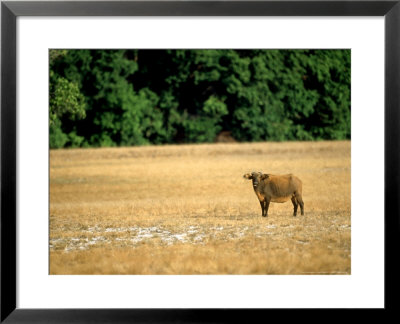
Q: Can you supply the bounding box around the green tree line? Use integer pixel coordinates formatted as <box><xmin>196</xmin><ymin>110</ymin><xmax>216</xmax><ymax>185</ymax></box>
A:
<box><xmin>49</xmin><ymin>49</ymin><xmax>350</xmax><ymax>148</ymax></box>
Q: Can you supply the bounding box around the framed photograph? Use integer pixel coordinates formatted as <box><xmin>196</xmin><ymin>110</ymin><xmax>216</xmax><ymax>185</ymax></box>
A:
<box><xmin>1</xmin><ymin>0</ymin><xmax>398</xmax><ymax>322</ymax></box>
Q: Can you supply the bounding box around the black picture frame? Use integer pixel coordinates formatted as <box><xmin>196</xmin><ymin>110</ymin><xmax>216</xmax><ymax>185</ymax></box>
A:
<box><xmin>1</xmin><ymin>0</ymin><xmax>399</xmax><ymax>322</ymax></box>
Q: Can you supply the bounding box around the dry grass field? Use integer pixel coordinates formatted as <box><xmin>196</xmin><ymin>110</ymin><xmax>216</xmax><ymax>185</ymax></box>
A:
<box><xmin>50</xmin><ymin>141</ymin><xmax>351</xmax><ymax>275</ymax></box>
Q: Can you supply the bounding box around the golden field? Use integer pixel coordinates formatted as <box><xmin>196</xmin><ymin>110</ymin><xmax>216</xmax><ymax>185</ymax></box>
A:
<box><xmin>50</xmin><ymin>141</ymin><xmax>351</xmax><ymax>275</ymax></box>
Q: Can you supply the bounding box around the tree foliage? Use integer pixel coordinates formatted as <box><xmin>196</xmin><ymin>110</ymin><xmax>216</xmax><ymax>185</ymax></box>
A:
<box><xmin>49</xmin><ymin>49</ymin><xmax>350</xmax><ymax>148</ymax></box>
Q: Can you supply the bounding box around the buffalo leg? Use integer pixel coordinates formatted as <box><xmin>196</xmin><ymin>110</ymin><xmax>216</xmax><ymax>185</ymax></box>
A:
<box><xmin>259</xmin><ymin>200</ymin><xmax>265</xmax><ymax>216</ymax></box>
<box><xmin>295</xmin><ymin>194</ymin><xmax>304</xmax><ymax>215</ymax></box>
<box><xmin>263</xmin><ymin>200</ymin><xmax>270</xmax><ymax>217</ymax></box>
<box><xmin>291</xmin><ymin>196</ymin><xmax>298</xmax><ymax>216</ymax></box>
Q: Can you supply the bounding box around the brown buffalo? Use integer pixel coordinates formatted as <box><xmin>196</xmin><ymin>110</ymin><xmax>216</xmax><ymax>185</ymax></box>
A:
<box><xmin>243</xmin><ymin>171</ymin><xmax>304</xmax><ymax>217</ymax></box>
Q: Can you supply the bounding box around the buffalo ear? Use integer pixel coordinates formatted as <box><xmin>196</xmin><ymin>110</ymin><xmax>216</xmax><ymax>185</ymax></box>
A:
<box><xmin>243</xmin><ymin>173</ymin><xmax>252</xmax><ymax>180</ymax></box>
<box><xmin>260</xmin><ymin>174</ymin><xmax>269</xmax><ymax>180</ymax></box>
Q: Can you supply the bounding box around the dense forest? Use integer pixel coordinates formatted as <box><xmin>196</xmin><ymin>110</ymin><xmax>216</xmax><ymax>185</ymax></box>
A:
<box><xmin>49</xmin><ymin>49</ymin><xmax>350</xmax><ymax>148</ymax></box>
